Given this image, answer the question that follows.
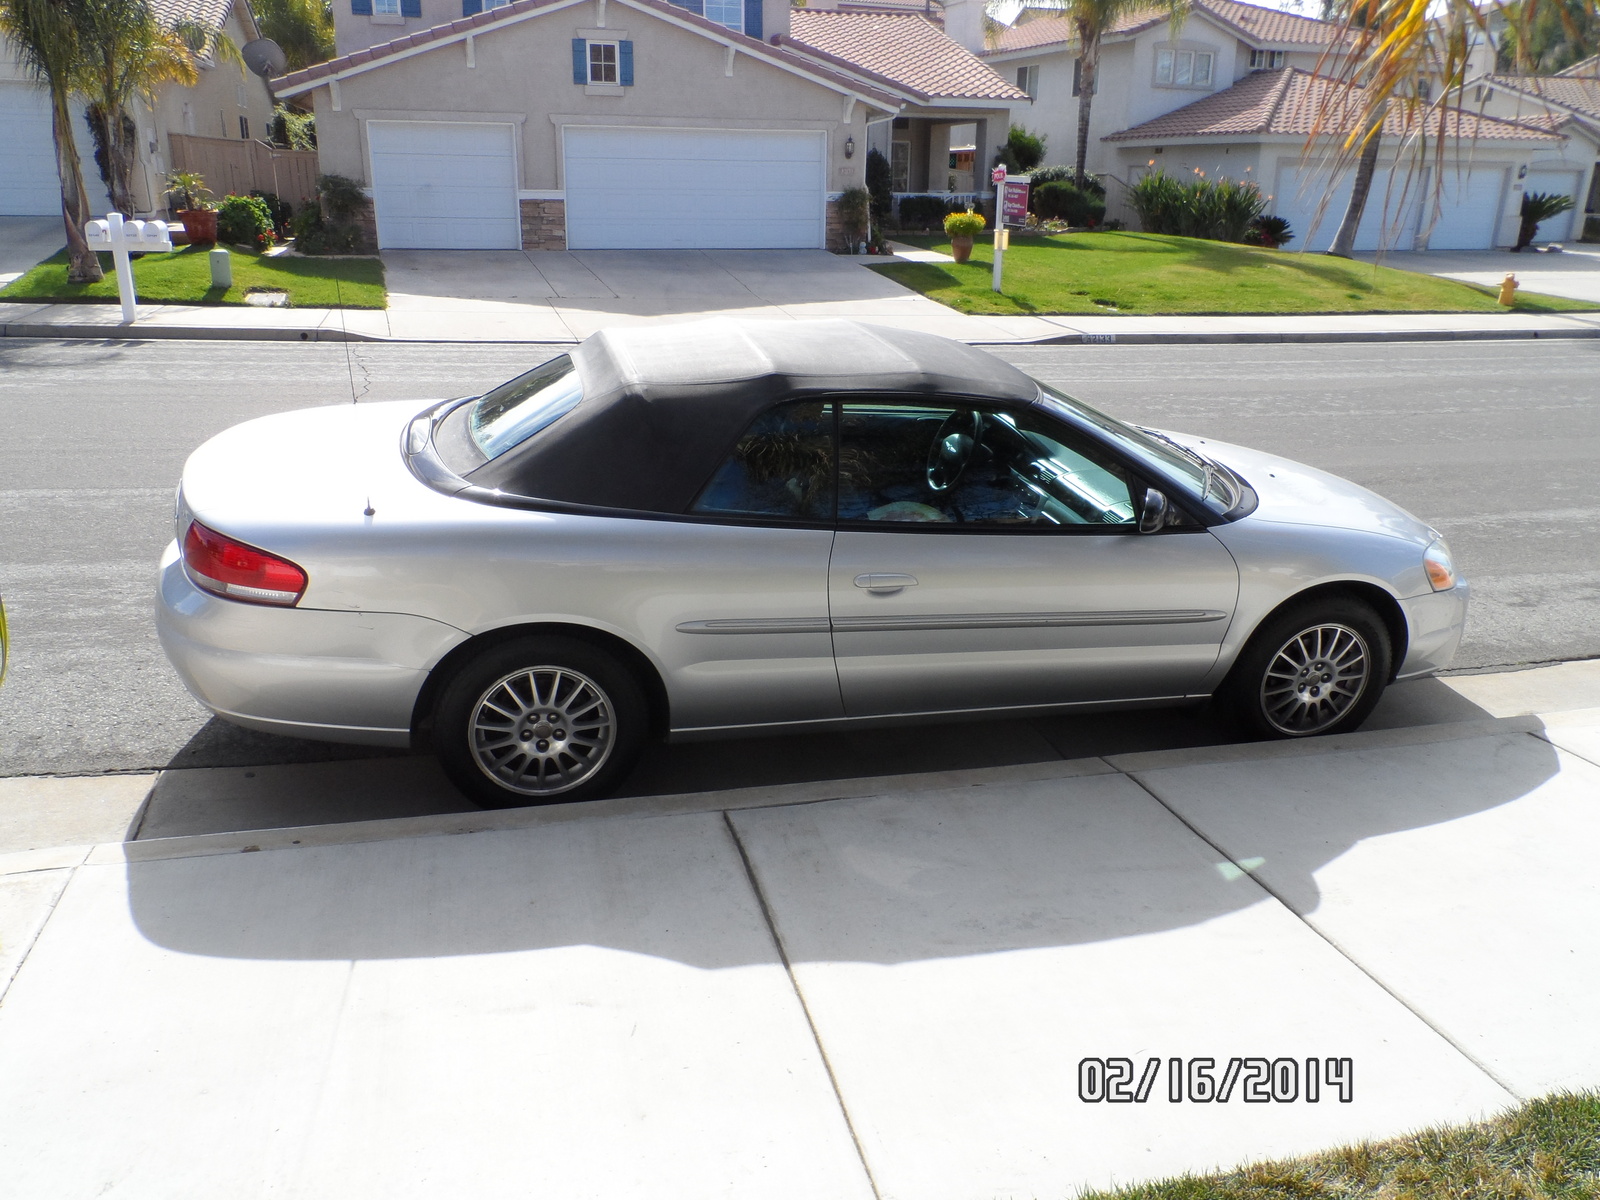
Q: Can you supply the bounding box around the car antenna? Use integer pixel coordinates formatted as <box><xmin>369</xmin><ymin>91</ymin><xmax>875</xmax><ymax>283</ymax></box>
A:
<box><xmin>364</xmin><ymin>496</ymin><xmax>375</xmax><ymax>517</ymax></box>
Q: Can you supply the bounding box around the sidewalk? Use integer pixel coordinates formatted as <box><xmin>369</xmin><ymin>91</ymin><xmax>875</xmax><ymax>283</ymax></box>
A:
<box><xmin>3</xmin><ymin>661</ymin><xmax>1599</xmax><ymax>1198</ymax></box>
<box><xmin>4</xmin><ymin>245</ymin><xmax>1599</xmax><ymax>346</ymax></box>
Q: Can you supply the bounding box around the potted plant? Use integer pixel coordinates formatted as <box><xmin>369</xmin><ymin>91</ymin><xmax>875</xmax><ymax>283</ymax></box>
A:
<box><xmin>943</xmin><ymin>209</ymin><xmax>986</xmax><ymax>263</ymax></box>
<box><xmin>165</xmin><ymin>171</ymin><xmax>216</xmax><ymax>246</ymax></box>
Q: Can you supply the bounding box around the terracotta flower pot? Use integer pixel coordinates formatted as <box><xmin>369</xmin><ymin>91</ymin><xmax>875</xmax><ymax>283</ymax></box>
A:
<box><xmin>178</xmin><ymin>209</ymin><xmax>217</xmax><ymax>246</ymax></box>
<box><xmin>950</xmin><ymin>235</ymin><xmax>973</xmax><ymax>263</ymax></box>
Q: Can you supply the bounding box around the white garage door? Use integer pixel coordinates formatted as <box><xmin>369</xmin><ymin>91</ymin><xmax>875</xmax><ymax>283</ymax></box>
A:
<box><xmin>564</xmin><ymin>127</ymin><xmax>825</xmax><ymax>250</ymax></box>
<box><xmin>367</xmin><ymin>121</ymin><xmax>520</xmax><ymax>250</ymax></box>
<box><xmin>1522</xmin><ymin>170</ymin><xmax>1583</xmax><ymax>242</ymax></box>
<box><xmin>1420</xmin><ymin>168</ymin><xmax>1506</xmax><ymax>250</ymax></box>
<box><xmin>0</xmin><ymin>83</ymin><xmax>110</xmax><ymax>217</ymax></box>
<box><xmin>1273</xmin><ymin>165</ymin><xmax>1423</xmax><ymax>252</ymax></box>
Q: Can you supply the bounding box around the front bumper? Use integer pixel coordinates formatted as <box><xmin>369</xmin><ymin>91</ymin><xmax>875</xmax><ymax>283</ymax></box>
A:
<box><xmin>1395</xmin><ymin>581</ymin><xmax>1469</xmax><ymax>680</ymax></box>
<box><xmin>156</xmin><ymin>542</ymin><xmax>467</xmax><ymax>747</ymax></box>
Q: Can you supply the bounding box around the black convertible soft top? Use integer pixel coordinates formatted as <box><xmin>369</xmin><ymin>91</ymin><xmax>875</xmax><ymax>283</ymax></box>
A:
<box><xmin>462</xmin><ymin>319</ymin><xmax>1039</xmax><ymax>512</ymax></box>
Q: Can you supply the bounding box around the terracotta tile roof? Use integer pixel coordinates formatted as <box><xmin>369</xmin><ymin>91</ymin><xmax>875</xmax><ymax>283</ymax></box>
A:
<box><xmin>275</xmin><ymin>0</ymin><xmax>902</xmax><ymax>103</ymax></box>
<box><xmin>984</xmin><ymin>0</ymin><xmax>1343</xmax><ymax>55</ymax></box>
<box><xmin>1485</xmin><ymin>73</ymin><xmax>1600</xmax><ymax>120</ymax></box>
<box><xmin>149</xmin><ymin>0</ymin><xmax>242</xmax><ymax>33</ymax></box>
<box><xmin>1104</xmin><ymin>67</ymin><xmax>1563</xmax><ymax>142</ymax></box>
<box><xmin>1557</xmin><ymin>54</ymin><xmax>1600</xmax><ymax>77</ymax></box>
<box><xmin>788</xmin><ymin>10</ymin><xmax>1028</xmax><ymax>101</ymax></box>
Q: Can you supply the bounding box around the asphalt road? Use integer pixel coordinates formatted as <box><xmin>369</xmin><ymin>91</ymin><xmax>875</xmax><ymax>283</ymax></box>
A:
<box><xmin>1</xmin><ymin>336</ymin><xmax>1596</xmax><ymax>784</ymax></box>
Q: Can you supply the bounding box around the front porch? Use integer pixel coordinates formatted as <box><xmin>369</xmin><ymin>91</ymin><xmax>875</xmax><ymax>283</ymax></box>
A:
<box><xmin>867</xmin><ymin>107</ymin><xmax>1011</xmax><ymax>224</ymax></box>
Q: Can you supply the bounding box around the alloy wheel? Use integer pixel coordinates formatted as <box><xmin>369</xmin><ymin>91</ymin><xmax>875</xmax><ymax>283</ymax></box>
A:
<box><xmin>469</xmin><ymin>665</ymin><xmax>615</xmax><ymax>795</ymax></box>
<box><xmin>1259</xmin><ymin>623</ymin><xmax>1371</xmax><ymax>735</ymax></box>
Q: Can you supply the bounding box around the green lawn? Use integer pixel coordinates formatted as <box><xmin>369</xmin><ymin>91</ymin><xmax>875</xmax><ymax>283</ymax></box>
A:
<box><xmin>874</xmin><ymin>231</ymin><xmax>1596</xmax><ymax>316</ymax></box>
<box><xmin>1079</xmin><ymin>1091</ymin><xmax>1600</xmax><ymax>1199</ymax></box>
<box><xmin>0</xmin><ymin>245</ymin><xmax>387</xmax><ymax>309</ymax></box>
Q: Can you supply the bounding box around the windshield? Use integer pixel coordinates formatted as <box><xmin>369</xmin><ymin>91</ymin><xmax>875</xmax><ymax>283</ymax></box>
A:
<box><xmin>468</xmin><ymin>355</ymin><xmax>583</xmax><ymax>459</ymax></box>
<box><xmin>1033</xmin><ymin>382</ymin><xmax>1239</xmax><ymax>514</ymax></box>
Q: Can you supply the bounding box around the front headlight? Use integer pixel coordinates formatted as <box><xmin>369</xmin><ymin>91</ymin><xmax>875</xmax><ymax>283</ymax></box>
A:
<box><xmin>1423</xmin><ymin>538</ymin><xmax>1457</xmax><ymax>591</ymax></box>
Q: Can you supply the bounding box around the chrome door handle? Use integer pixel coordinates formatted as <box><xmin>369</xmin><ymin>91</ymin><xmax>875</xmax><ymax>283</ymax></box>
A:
<box><xmin>854</xmin><ymin>573</ymin><xmax>918</xmax><ymax>592</ymax></box>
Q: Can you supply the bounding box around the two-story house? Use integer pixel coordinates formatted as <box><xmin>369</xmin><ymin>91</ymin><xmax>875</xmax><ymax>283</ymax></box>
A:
<box><xmin>273</xmin><ymin>0</ymin><xmax>1025</xmax><ymax>249</ymax></box>
<box><xmin>973</xmin><ymin>0</ymin><xmax>1597</xmax><ymax>250</ymax></box>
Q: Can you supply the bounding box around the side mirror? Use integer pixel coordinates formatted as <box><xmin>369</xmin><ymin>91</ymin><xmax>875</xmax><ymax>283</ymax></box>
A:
<box><xmin>1138</xmin><ymin>487</ymin><xmax>1169</xmax><ymax>533</ymax></box>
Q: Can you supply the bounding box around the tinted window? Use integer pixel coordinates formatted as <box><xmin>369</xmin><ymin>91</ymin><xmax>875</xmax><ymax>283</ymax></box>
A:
<box><xmin>839</xmin><ymin>401</ymin><xmax>1136</xmax><ymax>527</ymax></box>
<box><xmin>467</xmin><ymin>355</ymin><xmax>583</xmax><ymax>460</ymax></box>
<box><xmin>690</xmin><ymin>401</ymin><xmax>835</xmax><ymax>522</ymax></box>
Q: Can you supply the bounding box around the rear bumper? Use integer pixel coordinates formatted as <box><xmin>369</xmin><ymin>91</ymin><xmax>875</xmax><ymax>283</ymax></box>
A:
<box><xmin>1396</xmin><ymin>581</ymin><xmax>1469</xmax><ymax>680</ymax></box>
<box><xmin>156</xmin><ymin>542</ymin><xmax>466</xmax><ymax>747</ymax></box>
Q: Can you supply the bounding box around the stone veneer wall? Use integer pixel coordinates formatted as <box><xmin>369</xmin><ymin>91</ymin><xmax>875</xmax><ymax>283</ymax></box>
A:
<box><xmin>825</xmin><ymin>198</ymin><xmax>854</xmax><ymax>253</ymax></box>
<box><xmin>520</xmin><ymin>199</ymin><xmax>567</xmax><ymax>251</ymax></box>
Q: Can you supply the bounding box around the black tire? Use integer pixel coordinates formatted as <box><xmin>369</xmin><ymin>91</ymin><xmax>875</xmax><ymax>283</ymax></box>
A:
<box><xmin>1225</xmin><ymin>596</ymin><xmax>1392</xmax><ymax>740</ymax></box>
<box><xmin>434</xmin><ymin>635</ymin><xmax>648</xmax><ymax>808</ymax></box>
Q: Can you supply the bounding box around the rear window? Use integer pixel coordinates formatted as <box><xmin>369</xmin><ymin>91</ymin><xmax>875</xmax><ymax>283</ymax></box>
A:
<box><xmin>468</xmin><ymin>355</ymin><xmax>583</xmax><ymax>460</ymax></box>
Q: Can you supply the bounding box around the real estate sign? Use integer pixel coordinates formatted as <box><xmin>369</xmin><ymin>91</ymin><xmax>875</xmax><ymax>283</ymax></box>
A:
<box><xmin>1001</xmin><ymin>177</ymin><xmax>1030</xmax><ymax>226</ymax></box>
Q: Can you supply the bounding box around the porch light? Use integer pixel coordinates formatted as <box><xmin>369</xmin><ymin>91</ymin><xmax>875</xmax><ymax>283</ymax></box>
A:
<box><xmin>845</xmin><ymin>136</ymin><xmax>855</xmax><ymax>158</ymax></box>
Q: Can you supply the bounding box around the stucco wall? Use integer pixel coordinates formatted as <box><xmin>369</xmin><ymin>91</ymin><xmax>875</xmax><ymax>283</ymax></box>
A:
<box><xmin>310</xmin><ymin>0</ymin><xmax>877</xmax><ymax>194</ymax></box>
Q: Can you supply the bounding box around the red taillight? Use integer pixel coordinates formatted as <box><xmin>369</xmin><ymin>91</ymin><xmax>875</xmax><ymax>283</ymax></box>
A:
<box><xmin>182</xmin><ymin>521</ymin><xmax>307</xmax><ymax>606</ymax></box>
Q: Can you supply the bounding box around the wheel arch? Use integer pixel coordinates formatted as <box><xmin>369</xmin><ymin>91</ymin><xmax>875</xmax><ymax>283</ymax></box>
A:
<box><xmin>411</xmin><ymin>622</ymin><xmax>671</xmax><ymax>747</ymax></box>
<box><xmin>1231</xmin><ymin>580</ymin><xmax>1411</xmax><ymax>685</ymax></box>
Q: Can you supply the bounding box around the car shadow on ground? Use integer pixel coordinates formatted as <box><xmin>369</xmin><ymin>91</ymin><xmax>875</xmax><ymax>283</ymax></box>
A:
<box><xmin>124</xmin><ymin>677</ymin><xmax>1560</xmax><ymax>966</ymax></box>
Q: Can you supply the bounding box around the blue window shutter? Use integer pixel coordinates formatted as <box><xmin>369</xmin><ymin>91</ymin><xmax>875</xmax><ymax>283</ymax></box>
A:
<box><xmin>743</xmin><ymin>0</ymin><xmax>761</xmax><ymax>38</ymax></box>
<box><xmin>351</xmin><ymin>0</ymin><xmax>372</xmax><ymax>15</ymax></box>
<box><xmin>462</xmin><ymin>0</ymin><xmax>481</xmax><ymax>12</ymax></box>
<box><xmin>619</xmin><ymin>40</ymin><xmax>634</xmax><ymax>86</ymax></box>
<box><xmin>401</xmin><ymin>0</ymin><xmax>420</xmax><ymax>16</ymax></box>
<box><xmin>572</xmin><ymin>38</ymin><xmax>587</xmax><ymax>83</ymax></box>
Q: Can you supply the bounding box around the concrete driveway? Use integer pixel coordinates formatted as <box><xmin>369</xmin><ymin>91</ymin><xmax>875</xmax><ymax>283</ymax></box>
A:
<box><xmin>0</xmin><ymin>216</ymin><xmax>63</xmax><ymax>286</ymax></box>
<box><xmin>378</xmin><ymin>247</ymin><xmax>1057</xmax><ymax>342</ymax></box>
<box><xmin>1360</xmin><ymin>244</ymin><xmax>1600</xmax><ymax>304</ymax></box>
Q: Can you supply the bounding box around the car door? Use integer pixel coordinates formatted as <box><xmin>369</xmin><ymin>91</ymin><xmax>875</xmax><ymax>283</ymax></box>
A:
<box><xmin>661</xmin><ymin>397</ymin><xmax>842</xmax><ymax>732</ymax></box>
<box><xmin>828</xmin><ymin>398</ymin><xmax>1239</xmax><ymax>718</ymax></box>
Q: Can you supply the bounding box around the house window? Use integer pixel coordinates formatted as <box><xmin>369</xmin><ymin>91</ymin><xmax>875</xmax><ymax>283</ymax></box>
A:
<box><xmin>1248</xmin><ymin>48</ymin><xmax>1285</xmax><ymax>70</ymax></box>
<box><xmin>589</xmin><ymin>40</ymin><xmax>619</xmax><ymax>84</ymax></box>
<box><xmin>704</xmin><ymin>0</ymin><xmax>743</xmax><ymax>33</ymax></box>
<box><xmin>373</xmin><ymin>0</ymin><xmax>400</xmax><ymax>13</ymax></box>
<box><xmin>1071</xmin><ymin>57</ymin><xmax>1097</xmax><ymax>96</ymax></box>
<box><xmin>239</xmin><ymin>115</ymin><xmax>249</xmax><ymax>139</ymax></box>
<box><xmin>890</xmin><ymin>140</ymin><xmax>910</xmax><ymax>191</ymax></box>
<box><xmin>1155</xmin><ymin>47</ymin><xmax>1213</xmax><ymax>86</ymax></box>
<box><xmin>1016</xmin><ymin>64</ymin><xmax>1039</xmax><ymax>97</ymax></box>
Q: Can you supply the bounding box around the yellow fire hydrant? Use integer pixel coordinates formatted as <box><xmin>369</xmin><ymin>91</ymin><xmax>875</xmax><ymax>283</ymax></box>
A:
<box><xmin>1498</xmin><ymin>273</ymin><xmax>1519</xmax><ymax>306</ymax></box>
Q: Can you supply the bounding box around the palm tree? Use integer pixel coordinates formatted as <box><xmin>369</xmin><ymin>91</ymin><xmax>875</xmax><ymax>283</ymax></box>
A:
<box><xmin>987</xmin><ymin>0</ymin><xmax>1189</xmax><ymax>185</ymax></box>
<box><xmin>0</xmin><ymin>0</ymin><xmax>104</xmax><ymax>283</ymax></box>
<box><xmin>251</xmin><ymin>0</ymin><xmax>334</xmax><ymax>71</ymax></box>
<box><xmin>76</xmin><ymin>0</ymin><xmax>201</xmax><ymax>216</ymax></box>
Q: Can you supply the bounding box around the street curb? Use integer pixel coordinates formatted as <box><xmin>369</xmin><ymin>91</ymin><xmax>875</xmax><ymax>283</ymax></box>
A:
<box><xmin>5</xmin><ymin>321</ymin><xmax>1599</xmax><ymax>348</ymax></box>
<box><xmin>0</xmin><ymin>321</ymin><xmax>385</xmax><ymax>342</ymax></box>
<box><xmin>0</xmin><ymin>713</ymin><xmax>1552</xmax><ymax>878</ymax></box>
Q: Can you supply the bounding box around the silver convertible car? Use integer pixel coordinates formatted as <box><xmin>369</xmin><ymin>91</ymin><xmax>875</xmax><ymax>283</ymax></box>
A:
<box><xmin>158</xmin><ymin>320</ymin><xmax>1466</xmax><ymax>807</ymax></box>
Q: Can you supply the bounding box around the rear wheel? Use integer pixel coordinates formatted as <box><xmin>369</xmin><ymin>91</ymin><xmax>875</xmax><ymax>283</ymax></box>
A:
<box><xmin>1227</xmin><ymin>598</ymin><xmax>1392</xmax><ymax>739</ymax></box>
<box><xmin>435</xmin><ymin>636</ymin><xmax>647</xmax><ymax>808</ymax></box>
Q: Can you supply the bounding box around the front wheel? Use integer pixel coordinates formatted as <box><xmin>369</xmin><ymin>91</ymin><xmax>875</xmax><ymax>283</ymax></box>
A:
<box><xmin>1226</xmin><ymin>598</ymin><xmax>1392</xmax><ymax>739</ymax></box>
<box><xmin>434</xmin><ymin>636</ymin><xmax>648</xmax><ymax>808</ymax></box>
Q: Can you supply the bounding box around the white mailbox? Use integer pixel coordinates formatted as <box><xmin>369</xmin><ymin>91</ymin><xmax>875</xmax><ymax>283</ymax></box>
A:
<box><xmin>83</xmin><ymin>211</ymin><xmax>172</xmax><ymax>323</ymax></box>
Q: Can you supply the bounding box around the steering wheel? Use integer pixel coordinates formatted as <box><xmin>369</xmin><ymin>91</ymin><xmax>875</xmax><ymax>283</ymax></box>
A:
<box><xmin>926</xmin><ymin>410</ymin><xmax>982</xmax><ymax>493</ymax></box>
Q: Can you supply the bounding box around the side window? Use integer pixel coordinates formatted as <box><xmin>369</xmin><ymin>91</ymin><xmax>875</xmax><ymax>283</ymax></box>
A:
<box><xmin>838</xmin><ymin>401</ymin><xmax>1136</xmax><ymax>528</ymax></box>
<box><xmin>690</xmin><ymin>401</ymin><xmax>835</xmax><ymax>522</ymax></box>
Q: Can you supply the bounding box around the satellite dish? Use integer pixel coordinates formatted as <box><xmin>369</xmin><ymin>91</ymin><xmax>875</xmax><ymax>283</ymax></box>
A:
<box><xmin>241</xmin><ymin>38</ymin><xmax>288</xmax><ymax>77</ymax></box>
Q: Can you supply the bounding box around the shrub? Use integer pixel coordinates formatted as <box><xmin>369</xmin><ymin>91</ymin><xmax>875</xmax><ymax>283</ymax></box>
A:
<box><xmin>1515</xmin><ymin>190</ymin><xmax>1576</xmax><ymax>250</ymax></box>
<box><xmin>1032</xmin><ymin>180</ymin><xmax>1106</xmax><ymax>227</ymax></box>
<box><xmin>1245</xmin><ymin>214</ymin><xmax>1293</xmax><ymax>248</ymax></box>
<box><xmin>216</xmin><ymin>193</ymin><xmax>276</xmax><ymax>248</ymax></box>
<box><xmin>1029</xmin><ymin>165</ymin><xmax>1106</xmax><ymax>198</ymax></box>
<box><xmin>995</xmin><ymin>124</ymin><xmax>1046</xmax><ymax>173</ymax></box>
<box><xmin>1584</xmin><ymin>215</ymin><xmax>1600</xmax><ymax>243</ymax></box>
<box><xmin>317</xmin><ymin>173</ymin><xmax>368</xmax><ymax>222</ymax></box>
<box><xmin>269</xmin><ymin>104</ymin><xmax>316</xmax><ymax>150</ymax></box>
<box><xmin>1128</xmin><ymin>169</ymin><xmax>1266</xmax><ymax>242</ymax></box>
<box><xmin>836</xmin><ymin>186</ymin><xmax>870</xmax><ymax>249</ymax></box>
<box><xmin>865</xmin><ymin>148</ymin><xmax>893</xmax><ymax>226</ymax></box>
<box><xmin>943</xmin><ymin>209</ymin><xmax>986</xmax><ymax>238</ymax></box>
<box><xmin>250</xmin><ymin>190</ymin><xmax>293</xmax><ymax>238</ymax></box>
<box><xmin>898</xmin><ymin>194</ymin><xmax>959</xmax><ymax>229</ymax></box>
